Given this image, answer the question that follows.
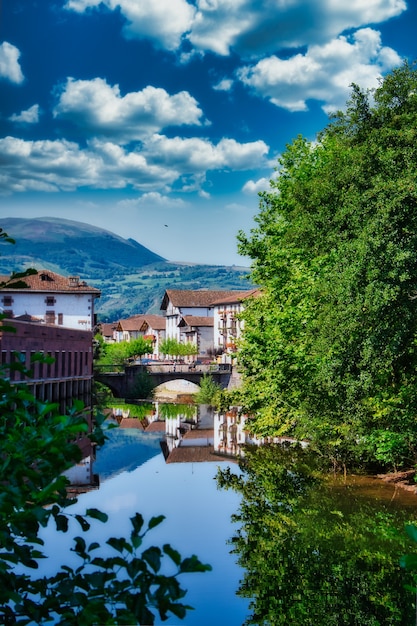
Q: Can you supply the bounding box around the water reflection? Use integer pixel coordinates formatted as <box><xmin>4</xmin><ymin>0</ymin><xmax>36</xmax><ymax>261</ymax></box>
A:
<box><xmin>59</xmin><ymin>401</ymin><xmax>250</xmax><ymax>626</ymax></box>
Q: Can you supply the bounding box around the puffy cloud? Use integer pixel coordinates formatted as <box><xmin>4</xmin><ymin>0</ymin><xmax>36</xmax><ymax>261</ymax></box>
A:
<box><xmin>9</xmin><ymin>104</ymin><xmax>40</xmax><ymax>124</ymax></box>
<box><xmin>65</xmin><ymin>0</ymin><xmax>195</xmax><ymax>51</ymax></box>
<box><xmin>0</xmin><ymin>133</ymin><xmax>270</xmax><ymax>195</ymax></box>
<box><xmin>0</xmin><ymin>136</ymin><xmax>175</xmax><ymax>194</ymax></box>
<box><xmin>53</xmin><ymin>78</ymin><xmax>206</xmax><ymax>141</ymax></box>
<box><xmin>213</xmin><ymin>78</ymin><xmax>233</xmax><ymax>91</ymax></box>
<box><xmin>237</xmin><ymin>28</ymin><xmax>402</xmax><ymax>112</ymax></box>
<box><xmin>117</xmin><ymin>192</ymin><xmax>186</xmax><ymax>208</ymax></box>
<box><xmin>143</xmin><ymin>134</ymin><xmax>269</xmax><ymax>172</ymax></box>
<box><xmin>0</xmin><ymin>42</ymin><xmax>24</xmax><ymax>84</ymax></box>
<box><xmin>65</xmin><ymin>0</ymin><xmax>406</xmax><ymax>58</ymax></box>
<box><xmin>189</xmin><ymin>0</ymin><xmax>406</xmax><ymax>57</ymax></box>
<box><xmin>242</xmin><ymin>177</ymin><xmax>270</xmax><ymax>194</ymax></box>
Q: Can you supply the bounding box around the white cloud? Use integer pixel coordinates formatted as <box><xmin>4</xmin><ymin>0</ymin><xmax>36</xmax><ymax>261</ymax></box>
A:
<box><xmin>117</xmin><ymin>192</ymin><xmax>186</xmax><ymax>208</ymax></box>
<box><xmin>0</xmin><ymin>42</ymin><xmax>24</xmax><ymax>84</ymax></box>
<box><xmin>0</xmin><ymin>133</ymin><xmax>270</xmax><ymax>195</ymax></box>
<box><xmin>242</xmin><ymin>177</ymin><xmax>270</xmax><ymax>194</ymax></box>
<box><xmin>65</xmin><ymin>0</ymin><xmax>406</xmax><ymax>59</ymax></box>
<box><xmin>9</xmin><ymin>104</ymin><xmax>40</xmax><ymax>124</ymax></box>
<box><xmin>66</xmin><ymin>0</ymin><xmax>195</xmax><ymax>51</ymax></box>
<box><xmin>213</xmin><ymin>78</ymin><xmax>233</xmax><ymax>91</ymax></box>
<box><xmin>189</xmin><ymin>0</ymin><xmax>406</xmax><ymax>57</ymax></box>
<box><xmin>0</xmin><ymin>136</ymin><xmax>175</xmax><ymax>194</ymax></box>
<box><xmin>237</xmin><ymin>28</ymin><xmax>402</xmax><ymax>112</ymax></box>
<box><xmin>144</xmin><ymin>134</ymin><xmax>269</xmax><ymax>172</ymax></box>
<box><xmin>53</xmin><ymin>78</ymin><xmax>206</xmax><ymax>141</ymax></box>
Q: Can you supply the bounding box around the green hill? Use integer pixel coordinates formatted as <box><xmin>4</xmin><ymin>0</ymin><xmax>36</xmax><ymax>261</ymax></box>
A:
<box><xmin>0</xmin><ymin>217</ymin><xmax>252</xmax><ymax>320</ymax></box>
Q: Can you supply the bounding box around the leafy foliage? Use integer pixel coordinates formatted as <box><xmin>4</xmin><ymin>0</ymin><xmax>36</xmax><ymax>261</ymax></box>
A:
<box><xmin>96</xmin><ymin>338</ymin><xmax>153</xmax><ymax>368</ymax></box>
<box><xmin>218</xmin><ymin>444</ymin><xmax>416</xmax><ymax>625</ymax></box>
<box><xmin>237</xmin><ymin>62</ymin><xmax>417</xmax><ymax>470</ymax></box>
<box><xmin>160</xmin><ymin>338</ymin><xmax>198</xmax><ymax>359</ymax></box>
<box><xmin>194</xmin><ymin>374</ymin><xmax>222</xmax><ymax>405</ymax></box>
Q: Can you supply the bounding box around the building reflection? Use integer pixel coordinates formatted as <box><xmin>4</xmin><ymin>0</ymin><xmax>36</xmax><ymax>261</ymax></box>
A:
<box><xmin>65</xmin><ymin>401</ymin><xmax>308</xmax><ymax>492</ymax></box>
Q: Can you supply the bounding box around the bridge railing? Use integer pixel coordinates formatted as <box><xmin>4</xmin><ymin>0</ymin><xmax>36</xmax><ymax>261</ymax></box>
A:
<box><xmin>94</xmin><ymin>362</ymin><xmax>232</xmax><ymax>375</ymax></box>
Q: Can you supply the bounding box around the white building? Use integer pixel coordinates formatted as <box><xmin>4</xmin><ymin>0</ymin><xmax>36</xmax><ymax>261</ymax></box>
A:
<box><xmin>212</xmin><ymin>289</ymin><xmax>259</xmax><ymax>354</ymax></box>
<box><xmin>0</xmin><ymin>270</ymin><xmax>100</xmax><ymax>331</ymax></box>
<box><xmin>160</xmin><ymin>289</ymin><xmax>246</xmax><ymax>355</ymax></box>
<box><xmin>114</xmin><ymin>314</ymin><xmax>166</xmax><ymax>359</ymax></box>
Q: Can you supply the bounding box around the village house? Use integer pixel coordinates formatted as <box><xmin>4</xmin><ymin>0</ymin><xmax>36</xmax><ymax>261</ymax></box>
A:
<box><xmin>160</xmin><ymin>289</ymin><xmax>245</xmax><ymax>357</ymax></box>
<box><xmin>0</xmin><ymin>269</ymin><xmax>101</xmax><ymax>331</ymax></box>
<box><xmin>212</xmin><ymin>289</ymin><xmax>259</xmax><ymax>354</ymax></box>
<box><xmin>0</xmin><ymin>269</ymin><xmax>100</xmax><ymax>407</ymax></box>
<box><xmin>99</xmin><ymin>322</ymin><xmax>118</xmax><ymax>343</ymax></box>
<box><xmin>114</xmin><ymin>314</ymin><xmax>166</xmax><ymax>359</ymax></box>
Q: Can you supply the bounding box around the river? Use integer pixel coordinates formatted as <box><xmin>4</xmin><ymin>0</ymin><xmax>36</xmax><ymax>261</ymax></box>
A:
<box><xmin>35</xmin><ymin>401</ymin><xmax>417</xmax><ymax>624</ymax></box>
<box><xmin>39</xmin><ymin>402</ymin><xmax>250</xmax><ymax>626</ymax></box>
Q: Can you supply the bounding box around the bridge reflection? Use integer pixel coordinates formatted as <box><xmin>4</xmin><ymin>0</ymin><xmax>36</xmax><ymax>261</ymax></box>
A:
<box><xmin>95</xmin><ymin>363</ymin><xmax>233</xmax><ymax>398</ymax></box>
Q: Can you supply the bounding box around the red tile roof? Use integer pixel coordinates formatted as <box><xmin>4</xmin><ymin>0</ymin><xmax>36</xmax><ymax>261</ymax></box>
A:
<box><xmin>118</xmin><ymin>418</ymin><xmax>145</xmax><ymax>430</ymax></box>
<box><xmin>1</xmin><ymin>270</ymin><xmax>100</xmax><ymax>295</ymax></box>
<box><xmin>145</xmin><ymin>421</ymin><xmax>166</xmax><ymax>433</ymax></box>
<box><xmin>117</xmin><ymin>314</ymin><xmax>166</xmax><ymax>332</ymax></box>
<box><xmin>179</xmin><ymin>315</ymin><xmax>214</xmax><ymax>328</ymax></box>
<box><xmin>210</xmin><ymin>288</ymin><xmax>260</xmax><ymax>305</ymax></box>
<box><xmin>166</xmin><ymin>446</ymin><xmax>231</xmax><ymax>463</ymax></box>
<box><xmin>161</xmin><ymin>289</ymin><xmax>245</xmax><ymax>310</ymax></box>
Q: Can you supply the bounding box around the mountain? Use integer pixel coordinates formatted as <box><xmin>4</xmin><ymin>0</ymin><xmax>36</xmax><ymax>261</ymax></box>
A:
<box><xmin>0</xmin><ymin>217</ymin><xmax>252</xmax><ymax>320</ymax></box>
<box><xmin>0</xmin><ymin>216</ymin><xmax>166</xmax><ymax>272</ymax></box>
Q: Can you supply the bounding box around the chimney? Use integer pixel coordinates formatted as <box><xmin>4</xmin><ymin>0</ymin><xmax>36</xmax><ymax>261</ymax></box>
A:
<box><xmin>68</xmin><ymin>276</ymin><xmax>80</xmax><ymax>287</ymax></box>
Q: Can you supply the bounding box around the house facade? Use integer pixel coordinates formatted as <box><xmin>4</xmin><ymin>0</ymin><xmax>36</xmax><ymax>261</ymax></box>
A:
<box><xmin>114</xmin><ymin>314</ymin><xmax>166</xmax><ymax>358</ymax></box>
<box><xmin>212</xmin><ymin>289</ymin><xmax>258</xmax><ymax>354</ymax></box>
<box><xmin>0</xmin><ymin>270</ymin><xmax>101</xmax><ymax>331</ymax></box>
<box><xmin>160</xmin><ymin>289</ymin><xmax>244</xmax><ymax>356</ymax></box>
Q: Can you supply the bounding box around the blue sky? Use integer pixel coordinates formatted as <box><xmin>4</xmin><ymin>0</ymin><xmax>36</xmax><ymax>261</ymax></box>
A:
<box><xmin>1</xmin><ymin>1</ymin><xmax>416</xmax><ymax>265</ymax></box>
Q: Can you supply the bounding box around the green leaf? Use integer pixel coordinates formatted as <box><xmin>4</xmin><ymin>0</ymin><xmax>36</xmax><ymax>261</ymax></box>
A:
<box><xmin>86</xmin><ymin>508</ymin><xmax>108</xmax><ymax>523</ymax></box>
<box><xmin>75</xmin><ymin>514</ymin><xmax>90</xmax><ymax>532</ymax></box>
<box><xmin>107</xmin><ymin>537</ymin><xmax>133</xmax><ymax>554</ymax></box>
<box><xmin>163</xmin><ymin>543</ymin><xmax>182</xmax><ymax>566</ymax></box>
<box><xmin>148</xmin><ymin>514</ymin><xmax>165</xmax><ymax>530</ymax></box>
<box><xmin>180</xmin><ymin>555</ymin><xmax>212</xmax><ymax>573</ymax></box>
<box><xmin>142</xmin><ymin>546</ymin><xmax>162</xmax><ymax>573</ymax></box>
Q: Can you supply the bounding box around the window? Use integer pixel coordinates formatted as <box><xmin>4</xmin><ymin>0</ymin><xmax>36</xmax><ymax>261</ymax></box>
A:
<box><xmin>45</xmin><ymin>296</ymin><xmax>56</xmax><ymax>306</ymax></box>
<box><xmin>58</xmin><ymin>313</ymin><xmax>63</xmax><ymax>325</ymax></box>
<box><xmin>2</xmin><ymin>296</ymin><xmax>13</xmax><ymax>307</ymax></box>
<box><xmin>45</xmin><ymin>310</ymin><xmax>56</xmax><ymax>324</ymax></box>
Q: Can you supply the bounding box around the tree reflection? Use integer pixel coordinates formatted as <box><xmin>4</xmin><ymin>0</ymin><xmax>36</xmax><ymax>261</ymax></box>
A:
<box><xmin>217</xmin><ymin>444</ymin><xmax>416</xmax><ymax>625</ymax></box>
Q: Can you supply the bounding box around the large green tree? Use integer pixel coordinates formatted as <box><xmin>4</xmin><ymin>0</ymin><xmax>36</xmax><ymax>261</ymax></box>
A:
<box><xmin>237</xmin><ymin>62</ymin><xmax>417</xmax><ymax>470</ymax></box>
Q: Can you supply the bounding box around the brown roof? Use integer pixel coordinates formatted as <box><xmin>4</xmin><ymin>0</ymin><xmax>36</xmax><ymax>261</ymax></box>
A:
<box><xmin>1</xmin><ymin>270</ymin><xmax>100</xmax><ymax>295</ymax></box>
<box><xmin>166</xmin><ymin>446</ymin><xmax>230</xmax><ymax>463</ymax></box>
<box><xmin>145</xmin><ymin>421</ymin><xmax>166</xmax><ymax>433</ymax></box>
<box><xmin>141</xmin><ymin>315</ymin><xmax>166</xmax><ymax>331</ymax></box>
<box><xmin>210</xmin><ymin>288</ymin><xmax>260</xmax><ymax>305</ymax></box>
<box><xmin>118</xmin><ymin>418</ymin><xmax>145</xmax><ymax>430</ymax></box>
<box><xmin>117</xmin><ymin>314</ymin><xmax>166</xmax><ymax>333</ymax></box>
<box><xmin>161</xmin><ymin>289</ymin><xmax>245</xmax><ymax>310</ymax></box>
<box><xmin>100</xmin><ymin>322</ymin><xmax>117</xmax><ymax>337</ymax></box>
<box><xmin>179</xmin><ymin>315</ymin><xmax>214</xmax><ymax>328</ymax></box>
<box><xmin>183</xmin><ymin>428</ymin><xmax>213</xmax><ymax>441</ymax></box>
<box><xmin>117</xmin><ymin>316</ymin><xmax>145</xmax><ymax>332</ymax></box>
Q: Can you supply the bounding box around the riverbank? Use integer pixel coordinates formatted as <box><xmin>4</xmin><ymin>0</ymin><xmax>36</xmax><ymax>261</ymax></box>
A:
<box><xmin>377</xmin><ymin>469</ymin><xmax>417</xmax><ymax>494</ymax></box>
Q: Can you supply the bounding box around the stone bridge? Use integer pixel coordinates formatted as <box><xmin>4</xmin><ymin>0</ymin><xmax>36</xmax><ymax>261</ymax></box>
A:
<box><xmin>95</xmin><ymin>363</ymin><xmax>233</xmax><ymax>398</ymax></box>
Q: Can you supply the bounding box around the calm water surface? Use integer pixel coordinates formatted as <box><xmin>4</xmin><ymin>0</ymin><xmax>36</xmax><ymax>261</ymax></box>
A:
<box><xmin>39</xmin><ymin>410</ymin><xmax>250</xmax><ymax>626</ymax></box>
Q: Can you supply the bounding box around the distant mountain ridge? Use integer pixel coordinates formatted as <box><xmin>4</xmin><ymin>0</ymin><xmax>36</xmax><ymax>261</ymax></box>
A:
<box><xmin>0</xmin><ymin>217</ymin><xmax>252</xmax><ymax>320</ymax></box>
<box><xmin>0</xmin><ymin>217</ymin><xmax>166</xmax><ymax>274</ymax></box>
